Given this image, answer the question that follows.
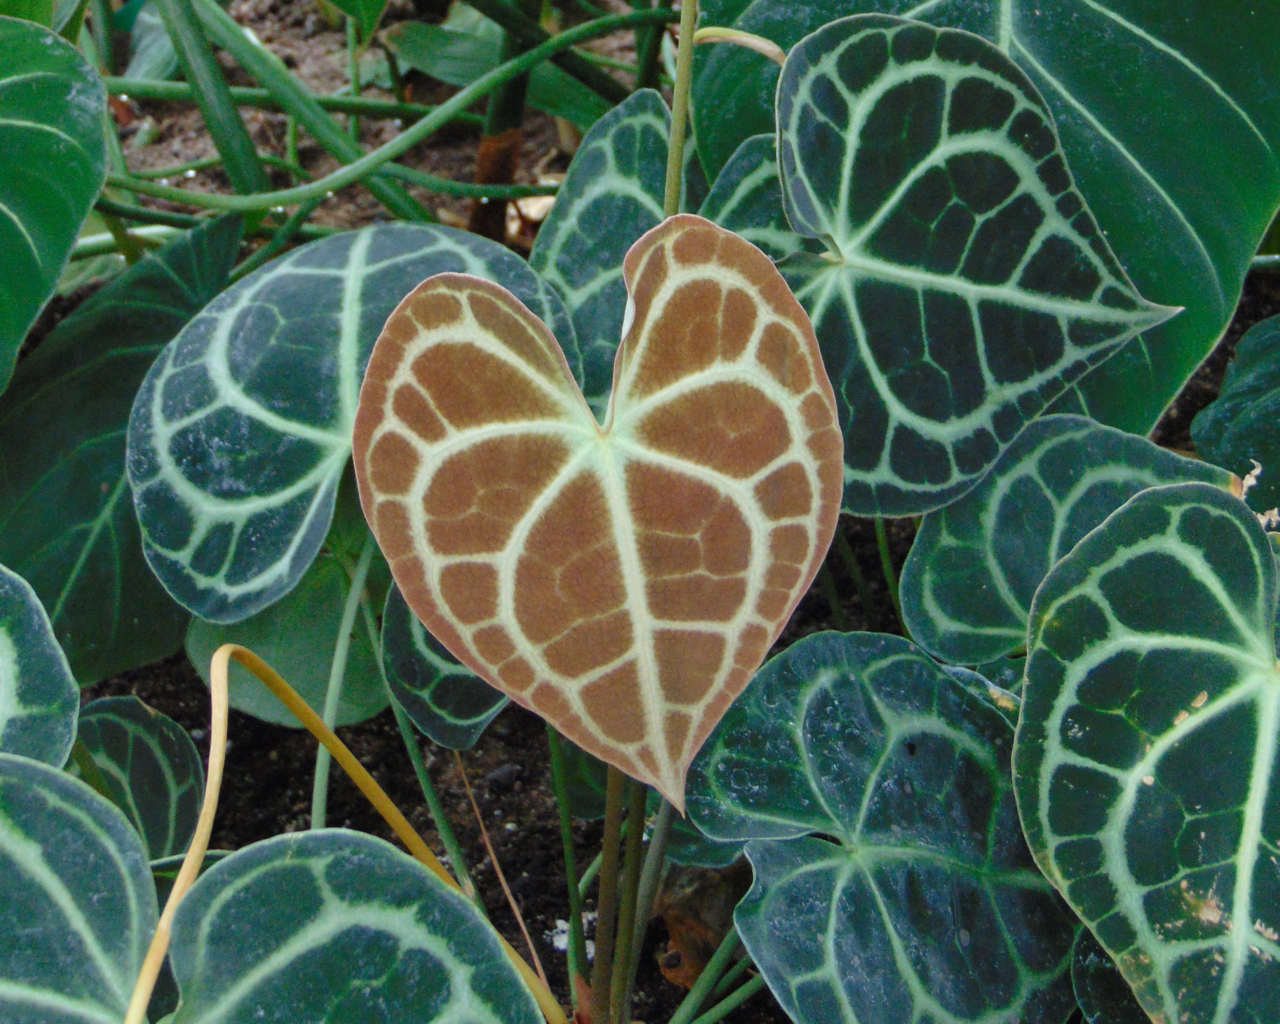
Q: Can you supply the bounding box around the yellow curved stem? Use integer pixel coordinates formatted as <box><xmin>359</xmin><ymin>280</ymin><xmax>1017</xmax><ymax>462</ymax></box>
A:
<box><xmin>123</xmin><ymin>643</ymin><xmax>568</xmax><ymax>1024</ymax></box>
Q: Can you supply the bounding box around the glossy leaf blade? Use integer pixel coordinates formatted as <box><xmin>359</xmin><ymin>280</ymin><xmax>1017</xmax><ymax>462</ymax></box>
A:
<box><xmin>71</xmin><ymin>696</ymin><xmax>203</xmax><ymax>860</ymax></box>
<box><xmin>168</xmin><ymin>829</ymin><xmax>541</xmax><ymax>1023</ymax></box>
<box><xmin>382</xmin><ymin>583</ymin><xmax>506</xmax><ymax>750</ymax></box>
<box><xmin>901</xmin><ymin>415</ymin><xmax>1239</xmax><ymax>665</ymax></box>
<box><xmin>0</xmin><ymin>563</ymin><xmax>77</xmax><ymax>766</ymax></box>
<box><xmin>1014</xmin><ymin>483</ymin><xmax>1280</xmax><ymax>1023</ymax></box>
<box><xmin>529</xmin><ymin>89</ymin><xmax>669</xmax><ymax>410</ymax></box>
<box><xmin>1192</xmin><ymin>315</ymin><xmax>1280</xmax><ymax>514</ymax></box>
<box><xmin>127</xmin><ymin>223</ymin><xmax>577</xmax><ymax>623</ymax></box>
<box><xmin>778</xmin><ymin>16</ymin><xmax>1175</xmax><ymax>515</ymax></box>
<box><xmin>0</xmin><ymin>16</ymin><xmax>106</xmax><ymax>395</ymax></box>
<box><xmin>0</xmin><ymin>217</ymin><xmax>240</xmax><ymax>684</ymax></box>
<box><xmin>356</xmin><ymin>215</ymin><xmax>843</xmax><ymax>807</ymax></box>
<box><xmin>695</xmin><ymin>0</ymin><xmax>1280</xmax><ymax>436</ymax></box>
<box><xmin>687</xmin><ymin>631</ymin><xmax>1078</xmax><ymax>1024</ymax></box>
<box><xmin>0</xmin><ymin>752</ymin><xmax>158</xmax><ymax>1024</ymax></box>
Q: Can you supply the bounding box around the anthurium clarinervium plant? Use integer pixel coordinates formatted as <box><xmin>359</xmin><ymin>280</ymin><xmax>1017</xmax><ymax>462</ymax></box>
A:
<box><xmin>1</xmin><ymin>2</ymin><xmax>1279</xmax><ymax>1024</ymax></box>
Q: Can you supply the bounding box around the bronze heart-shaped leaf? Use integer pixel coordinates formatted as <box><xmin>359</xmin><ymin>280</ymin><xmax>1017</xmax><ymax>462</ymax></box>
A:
<box><xmin>353</xmin><ymin>215</ymin><xmax>842</xmax><ymax>807</ymax></box>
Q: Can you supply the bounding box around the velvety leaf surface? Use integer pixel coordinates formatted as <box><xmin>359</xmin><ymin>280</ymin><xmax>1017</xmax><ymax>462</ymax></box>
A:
<box><xmin>168</xmin><ymin>829</ymin><xmax>541</xmax><ymax>1024</ymax></box>
<box><xmin>777</xmin><ymin>16</ymin><xmax>1174</xmax><ymax>515</ymax></box>
<box><xmin>0</xmin><ymin>217</ymin><xmax>240</xmax><ymax>684</ymax></box>
<box><xmin>382</xmin><ymin>583</ymin><xmax>506</xmax><ymax>750</ymax></box>
<box><xmin>127</xmin><ymin>223</ymin><xmax>576</xmax><ymax>623</ymax></box>
<box><xmin>70</xmin><ymin>696</ymin><xmax>203</xmax><ymax>860</ymax></box>
<box><xmin>529</xmin><ymin>89</ymin><xmax>669</xmax><ymax>410</ymax></box>
<box><xmin>0</xmin><ymin>752</ymin><xmax>158</xmax><ymax>1024</ymax></box>
<box><xmin>1072</xmin><ymin>928</ymin><xmax>1148</xmax><ymax>1024</ymax></box>
<box><xmin>687</xmin><ymin>631</ymin><xmax>1078</xmax><ymax>1024</ymax></box>
<box><xmin>698</xmin><ymin>134</ymin><xmax>813</xmax><ymax>263</ymax></box>
<box><xmin>355</xmin><ymin>215</ymin><xmax>843</xmax><ymax>807</ymax></box>
<box><xmin>382</xmin><ymin>5</ymin><xmax>609</xmax><ymax>131</ymax></box>
<box><xmin>0</xmin><ymin>16</ymin><xmax>106</xmax><ymax>395</ymax></box>
<box><xmin>1015</xmin><ymin>482</ymin><xmax>1280</xmax><ymax>1024</ymax></box>
<box><xmin>0</xmin><ymin>563</ymin><xmax>77</xmax><ymax>766</ymax></box>
<box><xmin>1192</xmin><ymin>315</ymin><xmax>1280</xmax><ymax>514</ymax></box>
<box><xmin>901</xmin><ymin>415</ymin><xmax>1238</xmax><ymax>665</ymax></box>
<box><xmin>696</xmin><ymin>0</ymin><xmax>1280</xmax><ymax>436</ymax></box>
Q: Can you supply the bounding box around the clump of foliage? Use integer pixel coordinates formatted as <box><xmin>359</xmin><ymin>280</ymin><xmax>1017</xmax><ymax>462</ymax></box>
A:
<box><xmin>1</xmin><ymin>1</ymin><xmax>1279</xmax><ymax>1023</ymax></box>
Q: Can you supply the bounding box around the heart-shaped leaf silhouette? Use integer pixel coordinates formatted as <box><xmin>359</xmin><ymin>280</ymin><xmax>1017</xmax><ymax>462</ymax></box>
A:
<box><xmin>354</xmin><ymin>215</ymin><xmax>843</xmax><ymax>807</ymax></box>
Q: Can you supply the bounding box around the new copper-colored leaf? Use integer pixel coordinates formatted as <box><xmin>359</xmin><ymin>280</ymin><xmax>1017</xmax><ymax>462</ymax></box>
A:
<box><xmin>354</xmin><ymin>215</ymin><xmax>842</xmax><ymax>807</ymax></box>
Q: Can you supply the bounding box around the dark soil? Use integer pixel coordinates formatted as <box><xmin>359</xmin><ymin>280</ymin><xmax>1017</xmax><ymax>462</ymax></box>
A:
<box><xmin>64</xmin><ymin>0</ymin><xmax>1280</xmax><ymax>1017</ymax></box>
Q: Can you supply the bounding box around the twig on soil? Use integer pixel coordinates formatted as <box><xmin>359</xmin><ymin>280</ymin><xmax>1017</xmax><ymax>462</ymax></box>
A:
<box><xmin>454</xmin><ymin>750</ymin><xmax>551</xmax><ymax>992</ymax></box>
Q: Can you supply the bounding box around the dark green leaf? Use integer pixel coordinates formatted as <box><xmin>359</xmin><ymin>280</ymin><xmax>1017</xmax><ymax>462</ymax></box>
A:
<box><xmin>1072</xmin><ymin>929</ymin><xmax>1148</xmax><ymax>1024</ymax></box>
<box><xmin>70</xmin><ymin>696</ymin><xmax>203</xmax><ymax>860</ymax></box>
<box><xmin>0</xmin><ymin>16</ymin><xmax>106</xmax><ymax>395</ymax></box>
<box><xmin>0</xmin><ymin>217</ymin><xmax>240</xmax><ymax>684</ymax></box>
<box><xmin>0</xmin><ymin>563</ymin><xmax>77</xmax><ymax>765</ymax></box>
<box><xmin>1014</xmin><ymin>482</ymin><xmax>1280</xmax><ymax>1024</ymax></box>
<box><xmin>694</xmin><ymin>0</ymin><xmax>1280</xmax><ymax>436</ymax></box>
<box><xmin>1192</xmin><ymin>314</ymin><xmax>1280</xmax><ymax>513</ymax></box>
<box><xmin>0</xmin><ymin>752</ymin><xmax>158</xmax><ymax>1023</ymax></box>
<box><xmin>697</xmin><ymin>133</ymin><xmax>813</xmax><ymax>262</ymax></box>
<box><xmin>688</xmin><ymin>631</ymin><xmax>1078</xmax><ymax>1023</ymax></box>
<box><xmin>382</xmin><ymin>583</ymin><xmax>506</xmax><ymax>750</ymax></box>
<box><xmin>168</xmin><ymin>829</ymin><xmax>541</xmax><ymax>1023</ymax></box>
<box><xmin>776</xmin><ymin>16</ymin><xmax>1174</xmax><ymax>515</ymax></box>
<box><xmin>381</xmin><ymin>6</ymin><xmax>609</xmax><ymax>131</ymax></box>
<box><xmin>529</xmin><ymin>89</ymin><xmax>669</xmax><ymax>411</ymax></box>
<box><xmin>127</xmin><ymin>223</ymin><xmax>577</xmax><ymax>623</ymax></box>
<box><xmin>186</xmin><ymin>532</ymin><xmax>389</xmax><ymax>727</ymax></box>
<box><xmin>901</xmin><ymin>415</ymin><xmax>1237</xmax><ymax>665</ymax></box>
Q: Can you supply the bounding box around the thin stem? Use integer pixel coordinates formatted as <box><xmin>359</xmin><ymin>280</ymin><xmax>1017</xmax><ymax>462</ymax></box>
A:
<box><xmin>710</xmin><ymin>953</ymin><xmax>752</xmax><ymax>998</ymax></box>
<box><xmin>193</xmin><ymin>645</ymin><xmax>569</xmax><ymax>1024</ymax></box>
<box><xmin>71</xmin><ymin>225</ymin><xmax>183</xmax><ymax>259</ymax></box>
<box><xmin>622</xmin><ymin>797</ymin><xmax>674</xmax><ymax>1016</ymax></box>
<box><xmin>874</xmin><ymin>518</ymin><xmax>904</xmax><ymax>631</ymax></box>
<box><xmin>456</xmin><ymin>751</ymin><xmax>550</xmax><ymax>991</ymax></box>
<box><xmin>346</xmin><ymin>17</ymin><xmax>360</xmax><ymax>142</ymax></box>
<box><xmin>229</xmin><ymin>197</ymin><xmax>324</xmax><ymax>282</ymax></box>
<box><xmin>816</xmin><ymin>562</ymin><xmax>850</xmax><ymax>630</ymax></box>
<box><xmin>155</xmin><ymin>0</ymin><xmax>271</xmax><ymax>195</ymax></box>
<box><xmin>122</xmin><ymin>646</ymin><xmax>229</xmax><ymax>1024</ymax></box>
<box><xmin>546</xmin><ymin>727</ymin><xmax>590</xmax><ymax>1002</ymax></box>
<box><xmin>662</xmin><ymin>0</ymin><xmax>699</xmax><ymax>218</ymax></box>
<box><xmin>286</xmin><ymin>116</ymin><xmax>300</xmax><ymax>179</ymax></box>
<box><xmin>193</xmin><ymin>0</ymin><xmax>431</xmax><ymax>222</ymax></box>
<box><xmin>688</xmin><ymin>975</ymin><xmax>766</xmax><ymax>1024</ymax></box>
<box><xmin>100</xmin><ymin>212</ymin><xmax>146</xmax><ymax>264</ymax></box>
<box><xmin>610</xmin><ymin>778</ymin><xmax>648</xmax><ymax>1023</ymax></box>
<box><xmin>129</xmin><ymin>152</ymin><xmax>311</xmax><ymax>181</ymax></box>
<box><xmin>589</xmin><ymin>767</ymin><xmax>628</xmax><ymax>1016</ymax></box>
<box><xmin>106</xmin><ymin>76</ymin><xmax>482</xmax><ymax>125</ymax></box>
<box><xmin>351</xmin><ymin>574</ymin><xmax>480</xmax><ymax>906</ymax></box>
<box><xmin>107</xmin><ymin>9</ymin><xmax>678</xmax><ymax>213</ymax></box>
<box><xmin>668</xmin><ymin>926</ymin><xmax>741</xmax><ymax>1024</ymax></box>
<box><xmin>69</xmin><ymin>740</ymin><xmax>113</xmax><ymax>800</ymax></box>
<box><xmin>94</xmin><ymin>197</ymin><xmax>203</xmax><ymax>227</ymax></box>
<box><xmin>1254</xmin><ymin>254</ymin><xmax>1280</xmax><ymax>271</ymax></box>
<box><xmin>833</xmin><ymin>528</ymin><xmax>876</xmax><ymax>620</ymax></box>
<box><xmin>579</xmin><ymin>847</ymin><xmax>603</xmax><ymax>896</ymax></box>
<box><xmin>310</xmin><ymin>533</ymin><xmax>375</xmax><ymax>829</ymax></box>
<box><xmin>102</xmin><ymin>109</ymin><xmax>136</xmax><ymax>205</ymax></box>
<box><xmin>634</xmin><ymin>0</ymin><xmax>674</xmax><ymax>91</ymax></box>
